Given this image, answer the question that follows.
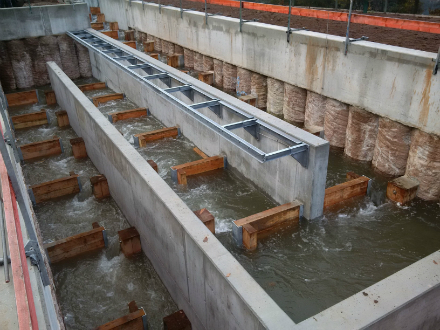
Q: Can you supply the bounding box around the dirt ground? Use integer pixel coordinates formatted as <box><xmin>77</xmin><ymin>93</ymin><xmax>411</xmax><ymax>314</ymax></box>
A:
<box><xmin>159</xmin><ymin>0</ymin><xmax>440</xmax><ymax>53</ymax></box>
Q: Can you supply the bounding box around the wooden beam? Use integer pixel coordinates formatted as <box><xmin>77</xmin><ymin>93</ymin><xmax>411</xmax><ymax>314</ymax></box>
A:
<box><xmin>90</xmin><ymin>175</ymin><xmax>110</xmax><ymax>199</ymax></box>
<box><xmin>95</xmin><ymin>309</ymin><xmax>145</xmax><ymax>330</ymax></box>
<box><xmin>304</xmin><ymin>125</ymin><xmax>324</xmax><ymax>138</ymax></box>
<box><xmin>55</xmin><ymin>110</ymin><xmax>70</xmax><ymax>127</ymax></box>
<box><xmin>147</xmin><ymin>159</ymin><xmax>158</xmax><ymax>172</ymax></box>
<box><xmin>163</xmin><ymin>310</ymin><xmax>191</xmax><ymax>330</ymax></box>
<box><xmin>133</xmin><ymin>126</ymin><xmax>180</xmax><ymax>148</ymax></box>
<box><xmin>78</xmin><ymin>82</ymin><xmax>106</xmax><ymax>92</ymax></box>
<box><xmin>29</xmin><ymin>173</ymin><xmax>81</xmax><ymax>204</ymax></box>
<box><xmin>6</xmin><ymin>90</ymin><xmax>38</xmax><ymax>106</ymax></box>
<box><xmin>194</xmin><ymin>208</ymin><xmax>215</xmax><ymax>234</ymax></box>
<box><xmin>101</xmin><ymin>30</ymin><xmax>119</xmax><ymax>39</ymax></box>
<box><xmin>108</xmin><ymin>22</ymin><xmax>119</xmax><ymax>31</ymax></box>
<box><xmin>91</xmin><ymin>22</ymin><xmax>104</xmax><ymax>30</ymax></box>
<box><xmin>96</xmin><ymin>13</ymin><xmax>105</xmax><ymax>23</ymax></box>
<box><xmin>44</xmin><ymin>90</ymin><xmax>57</xmax><ymax>105</ymax></box>
<box><xmin>324</xmin><ymin>176</ymin><xmax>370</xmax><ymax>208</ymax></box>
<box><xmin>92</xmin><ymin>93</ymin><xmax>124</xmax><ymax>106</ymax></box>
<box><xmin>346</xmin><ymin>172</ymin><xmax>361</xmax><ymax>181</ymax></box>
<box><xmin>193</xmin><ymin>147</ymin><xmax>208</xmax><ymax>159</ymax></box>
<box><xmin>171</xmin><ymin>156</ymin><xmax>225</xmax><ymax>185</ymax></box>
<box><xmin>44</xmin><ymin>223</ymin><xmax>106</xmax><ymax>263</ymax></box>
<box><xmin>118</xmin><ymin>227</ymin><xmax>141</xmax><ymax>258</ymax></box>
<box><xmin>90</xmin><ymin>6</ymin><xmax>100</xmax><ymax>14</ymax></box>
<box><xmin>124</xmin><ymin>30</ymin><xmax>135</xmax><ymax>41</ymax></box>
<box><xmin>386</xmin><ymin>176</ymin><xmax>419</xmax><ymax>205</ymax></box>
<box><xmin>149</xmin><ymin>53</ymin><xmax>159</xmax><ymax>60</ymax></box>
<box><xmin>239</xmin><ymin>94</ymin><xmax>257</xmax><ymax>107</ymax></box>
<box><xmin>234</xmin><ymin>201</ymin><xmax>302</xmax><ymax>250</ymax></box>
<box><xmin>123</xmin><ymin>41</ymin><xmax>136</xmax><ymax>49</ymax></box>
<box><xmin>198</xmin><ymin>71</ymin><xmax>214</xmax><ymax>85</ymax></box>
<box><xmin>70</xmin><ymin>137</ymin><xmax>88</xmax><ymax>159</ymax></box>
<box><xmin>167</xmin><ymin>54</ymin><xmax>184</xmax><ymax>68</ymax></box>
<box><xmin>11</xmin><ymin>110</ymin><xmax>49</xmax><ymax>129</ymax></box>
<box><xmin>108</xmin><ymin>108</ymin><xmax>148</xmax><ymax>123</ymax></box>
<box><xmin>18</xmin><ymin>137</ymin><xmax>63</xmax><ymax>161</ymax></box>
<box><xmin>143</xmin><ymin>41</ymin><xmax>154</xmax><ymax>53</ymax></box>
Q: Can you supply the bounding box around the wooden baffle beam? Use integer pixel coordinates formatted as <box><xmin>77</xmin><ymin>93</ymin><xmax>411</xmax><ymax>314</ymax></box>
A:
<box><xmin>167</xmin><ymin>54</ymin><xmax>184</xmax><ymax>68</ymax></box>
<box><xmin>133</xmin><ymin>126</ymin><xmax>180</xmax><ymax>148</ymax></box>
<box><xmin>118</xmin><ymin>227</ymin><xmax>141</xmax><ymax>257</ymax></box>
<box><xmin>44</xmin><ymin>90</ymin><xmax>57</xmax><ymax>105</ymax></box>
<box><xmin>123</xmin><ymin>41</ymin><xmax>136</xmax><ymax>49</ymax></box>
<box><xmin>96</xmin><ymin>13</ymin><xmax>105</xmax><ymax>23</ymax></box>
<box><xmin>95</xmin><ymin>301</ymin><xmax>146</xmax><ymax>330</ymax></box>
<box><xmin>194</xmin><ymin>208</ymin><xmax>215</xmax><ymax>234</ymax></box>
<box><xmin>44</xmin><ymin>222</ymin><xmax>107</xmax><ymax>263</ymax></box>
<box><xmin>55</xmin><ymin>110</ymin><xmax>69</xmax><ymax>127</ymax></box>
<box><xmin>90</xmin><ymin>175</ymin><xmax>110</xmax><ymax>199</ymax></box>
<box><xmin>147</xmin><ymin>159</ymin><xmax>158</xmax><ymax>172</ymax></box>
<box><xmin>124</xmin><ymin>30</ymin><xmax>135</xmax><ymax>41</ymax></box>
<box><xmin>11</xmin><ymin>109</ymin><xmax>49</xmax><ymax>129</ymax></box>
<box><xmin>163</xmin><ymin>310</ymin><xmax>191</xmax><ymax>330</ymax></box>
<box><xmin>171</xmin><ymin>155</ymin><xmax>226</xmax><ymax>185</ymax></box>
<box><xmin>28</xmin><ymin>172</ymin><xmax>81</xmax><ymax>205</ymax></box>
<box><xmin>18</xmin><ymin>136</ymin><xmax>63</xmax><ymax>161</ymax></box>
<box><xmin>324</xmin><ymin>174</ymin><xmax>371</xmax><ymax>208</ymax></box>
<box><xmin>386</xmin><ymin>176</ymin><xmax>419</xmax><ymax>205</ymax></box>
<box><xmin>78</xmin><ymin>81</ymin><xmax>106</xmax><ymax>92</ymax></box>
<box><xmin>193</xmin><ymin>147</ymin><xmax>208</xmax><ymax>159</ymax></box>
<box><xmin>108</xmin><ymin>22</ymin><xmax>119</xmax><ymax>31</ymax></box>
<box><xmin>6</xmin><ymin>90</ymin><xmax>38</xmax><ymax>106</ymax></box>
<box><xmin>91</xmin><ymin>22</ymin><xmax>104</xmax><ymax>30</ymax></box>
<box><xmin>143</xmin><ymin>41</ymin><xmax>154</xmax><ymax>52</ymax></box>
<box><xmin>90</xmin><ymin>6</ymin><xmax>100</xmax><ymax>14</ymax></box>
<box><xmin>101</xmin><ymin>30</ymin><xmax>119</xmax><ymax>39</ymax></box>
<box><xmin>91</xmin><ymin>93</ymin><xmax>124</xmax><ymax>106</ymax></box>
<box><xmin>198</xmin><ymin>71</ymin><xmax>214</xmax><ymax>85</ymax></box>
<box><xmin>239</xmin><ymin>94</ymin><xmax>257</xmax><ymax>107</ymax></box>
<box><xmin>233</xmin><ymin>201</ymin><xmax>303</xmax><ymax>250</ymax></box>
<box><xmin>70</xmin><ymin>137</ymin><xmax>88</xmax><ymax>159</ymax></box>
<box><xmin>108</xmin><ymin>107</ymin><xmax>149</xmax><ymax>123</ymax></box>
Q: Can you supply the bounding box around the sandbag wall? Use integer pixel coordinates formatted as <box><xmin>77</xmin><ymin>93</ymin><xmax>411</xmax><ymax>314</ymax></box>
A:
<box><xmin>0</xmin><ymin>35</ymin><xmax>92</xmax><ymax>91</ymax></box>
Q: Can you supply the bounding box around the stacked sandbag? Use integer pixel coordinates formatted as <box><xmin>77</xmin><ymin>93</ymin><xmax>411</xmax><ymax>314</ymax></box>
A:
<box><xmin>74</xmin><ymin>41</ymin><xmax>93</xmax><ymax>78</ymax></box>
<box><xmin>222</xmin><ymin>62</ymin><xmax>237</xmax><ymax>91</ymax></box>
<box><xmin>372</xmin><ymin>118</ymin><xmax>412</xmax><ymax>176</ymax></box>
<box><xmin>167</xmin><ymin>42</ymin><xmax>175</xmax><ymax>55</ymax></box>
<box><xmin>213</xmin><ymin>59</ymin><xmax>223</xmax><ymax>87</ymax></box>
<box><xmin>147</xmin><ymin>34</ymin><xmax>155</xmax><ymax>42</ymax></box>
<box><xmin>251</xmin><ymin>73</ymin><xmax>267</xmax><ymax>109</ymax></box>
<box><xmin>135</xmin><ymin>30</ymin><xmax>142</xmax><ymax>44</ymax></box>
<box><xmin>324</xmin><ymin>98</ymin><xmax>349</xmax><ymax>148</ymax></box>
<box><xmin>267</xmin><ymin>78</ymin><xmax>284</xmax><ymax>118</ymax></box>
<box><xmin>154</xmin><ymin>37</ymin><xmax>162</xmax><ymax>52</ymax></box>
<box><xmin>0</xmin><ymin>41</ymin><xmax>16</xmax><ymax>91</ymax></box>
<box><xmin>162</xmin><ymin>40</ymin><xmax>174</xmax><ymax>55</ymax></box>
<box><xmin>183</xmin><ymin>48</ymin><xmax>194</xmax><ymax>68</ymax></box>
<box><xmin>405</xmin><ymin>130</ymin><xmax>440</xmax><ymax>200</ymax></box>
<box><xmin>344</xmin><ymin>106</ymin><xmax>379</xmax><ymax>161</ymax></box>
<box><xmin>174</xmin><ymin>44</ymin><xmax>183</xmax><ymax>54</ymax></box>
<box><xmin>7</xmin><ymin>39</ymin><xmax>34</xmax><ymax>89</ymax></box>
<box><xmin>203</xmin><ymin>55</ymin><xmax>214</xmax><ymax>71</ymax></box>
<box><xmin>24</xmin><ymin>38</ymin><xmax>48</xmax><ymax>86</ymax></box>
<box><xmin>283</xmin><ymin>83</ymin><xmax>307</xmax><ymax>124</ymax></box>
<box><xmin>194</xmin><ymin>52</ymin><xmax>204</xmax><ymax>71</ymax></box>
<box><xmin>304</xmin><ymin>91</ymin><xmax>326</xmax><ymax>127</ymax></box>
<box><xmin>57</xmin><ymin>35</ymin><xmax>80</xmax><ymax>79</ymax></box>
<box><xmin>236</xmin><ymin>68</ymin><xmax>251</xmax><ymax>96</ymax></box>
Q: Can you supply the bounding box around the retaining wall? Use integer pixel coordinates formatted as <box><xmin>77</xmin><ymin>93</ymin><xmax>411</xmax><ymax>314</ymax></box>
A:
<box><xmin>99</xmin><ymin>0</ymin><xmax>440</xmax><ymax>136</ymax></box>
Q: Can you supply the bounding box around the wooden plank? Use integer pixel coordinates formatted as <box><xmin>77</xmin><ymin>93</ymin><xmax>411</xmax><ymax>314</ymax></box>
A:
<box><xmin>11</xmin><ymin>110</ymin><xmax>48</xmax><ymax>129</ymax></box>
<box><xmin>90</xmin><ymin>175</ymin><xmax>110</xmax><ymax>199</ymax></box>
<box><xmin>123</xmin><ymin>41</ymin><xmax>136</xmax><ymax>49</ymax></box>
<box><xmin>92</xmin><ymin>93</ymin><xmax>124</xmax><ymax>106</ymax></box>
<box><xmin>171</xmin><ymin>156</ymin><xmax>225</xmax><ymax>184</ymax></box>
<box><xmin>90</xmin><ymin>6</ymin><xmax>101</xmax><ymax>14</ymax></box>
<box><xmin>163</xmin><ymin>310</ymin><xmax>191</xmax><ymax>330</ymax></box>
<box><xmin>96</xmin><ymin>13</ymin><xmax>105</xmax><ymax>23</ymax></box>
<box><xmin>78</xmin><ymin>82</ymin><xmax>106</xmax><ymax>91</ymax></box>
<box><xmin>193</xmin><ymin>147</ymin><xmax>208</xmax><ymax>159</ymax></box>
<box><xmin>108</xmin><ymin>108</ymin><xmax>148</xmax><ymax>123</ymax></box>
<box><xmin>6</xmin><ymin>90</ymin><xmax>38</xmax><ymax>106</ymax></box>
<box><xmin>242</xmin><ymin>223</ymin><xmax>258</xmax><ymax>250</ymax></box>
<box><xmin>55</xmin><ymin>110</ymin><xmax>70</xmax><ymax>127</ymax></box>
<box><xmin>167</xmin><ymin>54</ymin><xmax>184</xmax><ymax>68</ymax></box>
<box><xmin>149</xmin><ymin>53</ymin><xmax>159</xmax><ymax>60</ymax></box>
<box><xmin>108</xmin><ymin>22</ymin><xmax>119</xmax><ymax>31</ymax></box>
<box><xmin>147</xmin><ymin>159</ymin><xmax>158</xmax><ymax>172</ymax></box>
<box><xmin>346</xmin><ymin>172</ymin><xmax>361</xmax><ymax>181</ymax></box>
<box><xmin>124</xmin><ymin>30</ymin><xmax>135</xmax><ymax>41</ymax></box>
<box><xmin>143</xmin><ymin>41</ymin><xmax>154</xmax><ymax>52</ymax></box>
<box><xmin>70</xmin><ymin>137</ymin><xmax>88</xmax><ymax>159</ymax></box>
<box><xmin>118</xmin><ymin>227</ymin><xmax>141</xmax><ymax>257</ymax></box>
<box><xmin>134</xmin><ymin>126</ymin><xmax>179</xmax><ymax>147</ymax></box>
<box><xmin>198</xmin><ymin>71</ymin><xmax>214</xmax><ymax>85</ymax></box>
<box><xmin>44</xmin><ymin>90</ymin><xmax>57</xmax><ymax>105</ymax></box>
<box><xmin>30</xmin><ymin>174</ymin><xmax>80</xmax><ymax>204</ymax></box>
<box><xmin>95</xmin><ymin>309</ymin><xmax>145</xmax><ymax>330</ymax></box>
<box><xmin>239</xmin><ymin>94</ymin><xmax>257</xmax><ymax>107</ymax></box>
<box><xmin>386</xmin><ymin>176</ymin><xmax>419</xmax><ymax>205</ymax></box>
<box><xmin>101</xmin><ymin>30</ymin><xmax>119</xmax><ymax>39</ymax></box>
<box><xmin>91</xmin><ymin>22</ymin><xmax>104</xmax><ymax>30</ymax></box>
<box><xmin>324</xmin><ymin>176</ymin><xmax>370</xmax><ymax>208</ymax></box>
<box><xmin>18</xmin><ymin>137</ymin><xmax>62</xmax><ymax>161</ymax></box>
<box><xmin>194</xmin><ymin>208</ymin><xmax>215</xmax><ymax>234</ymax></box>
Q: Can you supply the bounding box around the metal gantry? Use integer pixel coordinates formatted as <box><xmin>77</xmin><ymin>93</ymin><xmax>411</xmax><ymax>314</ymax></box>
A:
<box><xmin>67</xmin><ymin>30</ymin><xmax>309</xmax><ymax>167</ymax></box>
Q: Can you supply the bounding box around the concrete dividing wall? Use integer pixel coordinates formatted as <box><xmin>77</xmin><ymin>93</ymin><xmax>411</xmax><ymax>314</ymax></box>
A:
<box><xmin>47</xmin><ymin>61</ymin><xmax>295</xmax><ymax>330</ymax></box>
<box><xmin>99</xmin><ymin>0</ymin><xmax>440</xmax><ymax>136</ymax></box>
<box><xmin>0</xmin><ymin>4</ymin><xmax>89</xmax><ymax>41</ymax></box>
<box><xmin>85</xmin><ymin>29</ymin><xmax>329</xmax><ymax>220</ymax></box>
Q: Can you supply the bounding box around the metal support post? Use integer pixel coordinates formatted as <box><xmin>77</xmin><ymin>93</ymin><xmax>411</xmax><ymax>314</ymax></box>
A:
<box><xmin>384</xmin><ymin>0</ymin><xmax>388</xmax><ymax>13</ymax></box>
<box><xmin>159</xmin><ymin>0</ymin><xmax>161</xmax><ymax>13</ymax></box>
<box><xmin>142</xmin><ymin>0</ymin><xmax>144</xmax><ymax>9</ymax></box>
<box><xmin>180</xmin><ymin>0</ymin><xmax>183</xmax><ymax>17</ymax></box>
<box><xmin>335</xmin><ymin>0</ymin><xmax>338</xmax><ymax>9</ymax></box>
<box><xmin>240</xmin><ymin>0</ymin><xmax>243</xmax><ymax>32</ymax></box>
<box><xmin>0</xmin><ymin>200</ymin><xmax>9</xmax><ymax>283</ymax></box>
<box><xmin>205</xmin><ymin>0</ymin><xmax>208</xmax><ymax>24</ymax></box>
<box><xmin>344</xmin><ymin>0</ymin><xmax>354</xmax><ymax>55</ymax></box>
<box><xmin>286</xmin><ymin>0</ymin><xmax>292</xmax><ymax>42</ymax></box>
<box><xmin>434</xmin><ymin>46</ymin><xmax>440</xmax><ymax>75</ymax></box>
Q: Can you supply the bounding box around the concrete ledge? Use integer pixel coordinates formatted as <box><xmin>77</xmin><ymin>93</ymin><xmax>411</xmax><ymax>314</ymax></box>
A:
<box><xmin>47</xmin><ymin>61</ymin><xmax>295</xmax><ymax>330</ymax></box>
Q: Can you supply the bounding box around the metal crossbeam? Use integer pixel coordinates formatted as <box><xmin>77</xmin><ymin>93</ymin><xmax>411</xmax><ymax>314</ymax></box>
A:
<box><xmin>144</xmin><ymin>73</ymin><xmax>169</xmax><ymax>80</ymax></box>
<box><xmin>126</xmin><ymin>64</ymin><xmax>151</xmax><ymax>70</ymax></box>
<box><xmin>190</xmin><ymin>100</ymin><xmax>220</xmax><ymax>110</ymax></box>
<box><xmin>164</xmin><ymin>85</ymin><xmax>192</xmax><ymax>93</ymax></box>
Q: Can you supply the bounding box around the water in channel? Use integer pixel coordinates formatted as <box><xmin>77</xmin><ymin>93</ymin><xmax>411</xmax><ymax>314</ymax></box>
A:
<box><xmin>90</xmin><ymin>81</ymin><xmax>440</xmax><ymax>324</ymax></box>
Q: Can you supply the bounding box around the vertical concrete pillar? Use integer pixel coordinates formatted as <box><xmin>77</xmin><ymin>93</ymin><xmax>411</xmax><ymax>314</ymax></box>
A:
<box><xmin>236</xmin><ymin>68</ymin><xmax>251</xmax><ymax>96</ymax></box>
<box><xmin>304</xmin><ymin>91</ymin><xmax>327</xmax><ymax>128</ymax></box>
<box><xmin>324</xmin><ymin>98</ymin><xmax>349</xmax><ymax>148</ymax></box>
<box><xmin>283</xmin><ymin>83</ymin><xmax>307</xmax><ymax>124</ymax></box>
<box><xmin>174</xmin><ymin>44</ymin><xmax>183</xmax><ymax>54</ymax></box>
<box><xmin>213</xmin><ymin>59</ymin><xmax>223</xmax><ymax>88</ymax></box>
<box><xmin>183</xmin><ymin>48</ymin><xmax>194</xmax><ymax>68</ymax></box>
<box><xmin>0</xmin><ymin>41</ymin><xmax>16</xmax><ymax>91</ymax></box>
<box><xmin>7</xmin><ymin>39</ymin><xmax>34</xmax><ymax>89</ymax></box>
<box><xmin>266</xmin><ymin>78</ymin><xmax>284</xmax><ymax>118</ymax></box>
<box><xmin>251</xmin><ymin>73</ymin><xmax>267</xmax><ymax>110</ymax></box>
<box><xmin>222</xmin><ymin>62</ymin><xmax>237</xmax><ymax>91</ymax></box>
<box><xmin>372</xmin><ymin>118</ymin><xmax>412</xmax><ymax>176</ymax></box>
<box><xmin>344</xmin><ymin>106</ymin><xmax>379</xmax><ymax>161</ymax></box>
<box><xmin>57</xmin><ymin>35</ymin><xmax>80</xmax><ymax>80</ymax></box>
<box><xmin>203</xmin><ymin>55</ymin><xmax>214</xmax><ymax>71</ymax></box>
<box><xmin>154</xmin><ymin>37</ymin><xmax>162</xmax><ymax>52</ymax></box>
<box><xmin>193</xmin><ymin>52</ymin><xmax>204</xmax><ymax>71</ymax></box>
<box><xmin>405</xmin><ymin>129</ymin><xmax>440</xmax><ymax>200</ymax></box>
<box><xmin>74</xmin><ymin>41</ymin><xmax>93</xmax><ymax>78</ymax></box>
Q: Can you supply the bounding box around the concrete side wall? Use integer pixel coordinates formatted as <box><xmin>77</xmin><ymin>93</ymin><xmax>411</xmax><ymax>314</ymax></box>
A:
<box><xmin>86</xmin><ymin>29</ymin><xmax>329</xmax><ymax>220</ymax></box>
<box><xmin>0</xmin><ymin>4</ymin><xmax>89</xmax><ymax>41</ymax></box>
<box><xmin>99</xmin><ymin>0</ymin><xmax>440</xmax><ymax>136</ymax></box>
<box><xmin>47</xmin><ymin>61</ymin><xmax>295</xmax><ymax>330</ymax></box>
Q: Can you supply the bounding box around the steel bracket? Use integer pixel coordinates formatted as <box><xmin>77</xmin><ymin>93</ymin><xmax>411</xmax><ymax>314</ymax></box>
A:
<box><xmin>433</xmin><ymin>46</ymin><xmax>440</xmax><ymax>75</ymax></box>
<box><xmin>286</xmin><ymin>27</ymin><xmax>307</xmax><ymax>43</ymax></box>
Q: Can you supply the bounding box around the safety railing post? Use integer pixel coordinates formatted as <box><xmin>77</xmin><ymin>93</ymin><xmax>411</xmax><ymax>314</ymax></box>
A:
<box><xmin>239</xmin><ymin>0</ymin><xmax>243</xmax><ymax>32</ymax></box>
<box><xmin>286</xmin><ymin>0</ymin><xmax>292</xmax><ymax>42</ymax></box>
<box><xmin>344</xmin><ymin>0</ymin><xmax>354</xmax><ymax>55</ymax></box>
